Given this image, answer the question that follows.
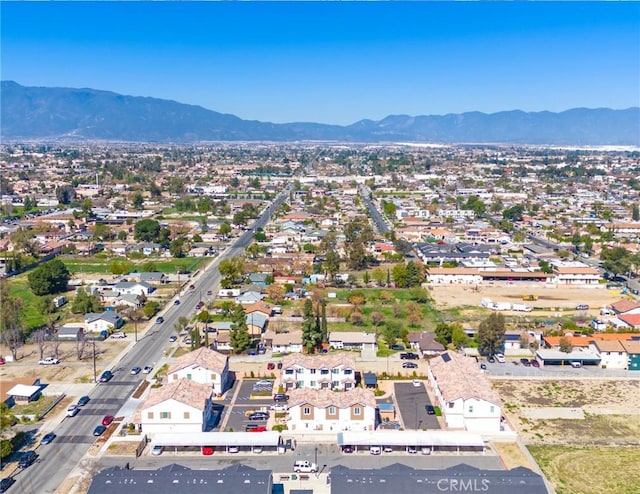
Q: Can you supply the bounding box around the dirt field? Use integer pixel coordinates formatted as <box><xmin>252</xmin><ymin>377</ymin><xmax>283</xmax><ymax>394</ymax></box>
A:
<box><xmin>430</xmin><ymin>283</ymin><xmax>625</xmax><ymax>314</ymax></box>
<box><xmin>0</xmin><ymin>339</ymin><xmax>129</xmax><ymax>383</ymax></box>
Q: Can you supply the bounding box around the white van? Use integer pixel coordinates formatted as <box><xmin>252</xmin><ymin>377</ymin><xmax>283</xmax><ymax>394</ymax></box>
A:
<box><xmin>570</xmin><ymin>361</ymin><xmax>582</xmax><ymax>368</ymax></box>
<box><xmin>293</xmin><ymin>460</ymin><xmax>318</xmax><ymax>473</ymax></box>
<box><xmin>369</xmin><ymin>446</ymin><xmax>382</xmax><ymax>455</ymax></box>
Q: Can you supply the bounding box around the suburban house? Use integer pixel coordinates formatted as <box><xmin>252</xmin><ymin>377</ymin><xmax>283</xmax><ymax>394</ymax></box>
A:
<box><xmin>128</xmin><ymin>272</ymin><xmax>167</xmax><ymax>285</ymax></box>
<box><xmin>245</xmin><ymin>312</ymin><xmax>269</xmax><ymax>336</ymax></box>
<box><xmin>261</xmin><ymin>329</ymin><xmax>303</xmax><ymax>354</ymax></box>
<box><xmin>113</xmin><ymin>281</ymin><xmax>154</xmax><ymax>297</ymax></box>
<box><xmin>428</xmin><ymin>351</ymin><xmax>502</xmax><ymax>432</ymax></box>
<box><xmin>287</xmin><ymin>387</ymin><xmax>377</xmax><ymax>432</ymax></box>
<box><xmin>244</xmin><ymin>301</ymin><xmax>274</xmax><ymax>318</ymax></box>
<box><xmin>551</xmin><ymin>262</ymin><xmax>600</xmax><ymax>285</ymax></box>
<box><xmin>407</xmin><ymin>331</ymin><xmax>445</xmax><ymax>356</ymax></box>
<box><xmin>328</xmin><ymin>332</ymin><xmax>377</xmax><ymax>351</ymax></box>
<box><xmin>236</xmin><ymin>291</ymin><xmax>264</xmax><ymax>305</ymax></box>
<box><xmin>134</xmin><ymin>378</ymin><xmax>215</xmax><ymax>434</ymax></box>
<box><xmin>588</xmin><ymin>340</ymin><xmax>628</xmax><ymax>369</ymax></box>
<box><xmin>167</xmin><ymin>347</ymin><xmax>230</xmax><ymax>395</ymax></box>
<box><xmin>84</xmin><ymin>311</ymin><xmax>124</xmax><ymax>333</ymax></box>
<box><xmin>622</xmin><ymin>340</ymin><xmax>640</xmax><ymax>370</ymax></box>
<box><xmin>280</xmin><ymin>353</ymin><xmax>357</xmax><ymax>391</ymax></box>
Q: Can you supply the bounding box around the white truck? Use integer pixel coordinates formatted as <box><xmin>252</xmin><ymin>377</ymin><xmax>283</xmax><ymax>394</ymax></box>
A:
<box><xmin>493</xmin><ymin>302</ymin><xmax>512</xmax><ymax>311</ymax></box>
<box><xmin>481</xmin><ymin>298</ymin><xmax>494</xmax><ymax>309</ymax></box>
<box><xmin>511</xmin><ymin>303</ymin><xmax>532</xmax><ymax>312</ymax></box>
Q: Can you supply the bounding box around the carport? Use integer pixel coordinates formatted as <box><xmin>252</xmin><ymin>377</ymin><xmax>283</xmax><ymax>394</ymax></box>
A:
<box><xmin>152</xmin><ymin>431</ymin><xmax>283</xmax><ymax>454</ymax></box>
<box><xmin>337</xmin><ymin>430</ymin><xmax>484</xmax><ymax>454</ymax></box>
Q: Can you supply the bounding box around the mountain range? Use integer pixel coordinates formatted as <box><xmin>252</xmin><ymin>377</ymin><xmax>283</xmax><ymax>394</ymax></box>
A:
<box><xmin>1</xmin><ymin>81</ymin><xmax>638</xmax><ymax>145</ymax></box>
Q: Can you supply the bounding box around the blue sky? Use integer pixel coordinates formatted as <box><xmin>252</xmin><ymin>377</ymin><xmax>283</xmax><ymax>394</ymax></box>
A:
<box><xmin>2</xmin><ymin>2</ymin><xmax>639</xmax><ymax>125</ymax></box>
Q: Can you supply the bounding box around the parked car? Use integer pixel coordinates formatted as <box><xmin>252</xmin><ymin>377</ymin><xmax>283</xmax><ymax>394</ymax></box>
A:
<box><xmin>202</xmin><ymin>446</ymin><xmax>214</xmax><ymax>455</ymax></box>
<box><xmin>143</xmin><ymin>365</ymin><xmax>153</xmax><ymax>374</ymax></box>
<box><xmin>390</xmin><ymin>344</ymin><xmax>405</xmax><ymax>351</ymax></box>
<box><xmin>267</xmin><ymin>362</ymin><xmax>275</xmax><ymax>370</ymax></box>
<box><xmin>273</xmin><ymin>393</ymin><xmax>289</xmax><ymax>402</ymax></box>
<box><xmin>270</xmin><ymin>403</ymin><xmax>288</xmax><ymax>412</ymax></box>
<box><xmin>494</xmin><ymin>353</ymin><xmax>506</xmax><ymax>363</ymax></box>
<box><xmin>18</xmin><ymin>451</ymin><xmax>37</xmax><ymax>468</ymax></box>
<box><xmin>227</xmin><ymin>446</ymin><xmax>239</xmax><ymax>454</ymax></box>
<box><xmin>93</xmin><ymin>425</ymin><xmax>107</xmax><ymax>437</ymax></box>
<box><xmin>77</xmin><ymin>395</ymin><xmax>90</xmax><ymax>406</ymax></box>
<box><xmin>173</xmin><ymin>299</ymin><xmax>180</xmax><ymax>305</ymax></box>
<box><xmin>400</xmin><ymin>352</ymin><xmax>420</xmax><ymax>360</ymax></box>
<box><xmin>480</xmin><ymin>363</ymin><xmax>487</xmax><ymax>370</ymax></box>
<box><xmin>102</xmin><ymin>415</ymin><xmax>115</xmax><ymax>426</ymax></box>
<box><xmin>38</xmin><ymin>357</ymin><xmax>60</xmax><ymax>365</ymax></box>
<box><xmin>156</xmin><ymin>316</ymin><xmax>164</xmax><ymax>324</ymax></box>
<box><xmin>99</xmin><ymin>370</ymin><xmax>113</xmax><ymax>382</ymax></box>
<box><xmin>110</xmin><ymin>332</ymin><xmax>126</xmax><ymax>339</ymax></box>
<box><xmin>151</xmin><ymin>445</ymin><xmax>163</xmax><ymax>456</ymax></box>
<box><xmin>130</xmin><ymin>366</ymin><xmax>142</xmax><ymax>375</ymax></box>
<box><xmin>0</xmin><ymin>477</ymin><xmax>15</xmax><ymax>493</ymax></box>
<box><xmin>402</xmin><ymin>362</ymin><xmax>418</xmax><ymax>369</ymax></box>
<box><xmin>576</xmin><ymin>304</ymin><xmax>589</xmax><ymax>310</ymax></box>
<box><xmin>531</xmin><ymin>360</ymin><xmax>540</xmax><ymax>368</ymax></box>
<box><xmin>277</xmin><ymin>362</ymin><xmax>283</xmax><ymax>370</ymax></box>
<box><xmin>41</xmin><ymin>432</ymin><xmax>56</xmax><ymax>445</ymax></box>
<box><xmin>248</xmin><ymin>412</ymin><xmax>269</xmax><ymax>421</ymax></box>
<box><xmin>169</xmin><ymin>335</ymin><xmax>178</xmax><ymax>342</ymax></box>
<box><xmin>412</xmin><ymin>379</ymin><xmax>422</xmax><ymax>388</ymax></box>
<box><xmin>0</xmin><ymin>357</ymin><xmax>5</xmax><ymax>365</ymax></box>
<box><xmin>342</xmin><ymin>445</ymin><xmax>354</xmax><ymax>453</ymax></box>
<box><xmin>245</xmin><ymin>423</ymin><xmax>267</xmax><ymax>432</ymax></box>
<box><xmin>487</xmin><ymin>356</ymin><xmax>495</xmax><ymax>363</ymax></box>
<box><xmin>369</xmin><ymin>446</ymin><xmax>382</xmax><ymax>455</ymax></box>
<box><xmin>426</xmin><ymin>405</ymin><xmax>436</xmax><ymax>415</ymax></box>
<box><xmin>293</xmin><ymin>460</ymin><xmax>318</xmax><ymax>473</ymax></box>
<box><xmin>520</xmin><ymin>358</ymin><xmax>531</xmax><ymax>366</ymax></box>
<box><xmin>66</xmin><ymin>405</ymin><xmax>80</xmax><ymax>417</ymax></box>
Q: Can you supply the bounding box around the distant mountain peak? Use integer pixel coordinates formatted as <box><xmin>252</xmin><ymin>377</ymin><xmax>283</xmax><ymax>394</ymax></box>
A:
<box><xmin>2</xmin><ymin>81</ymin><xmax>638</xmax><ymax>145</ymax></box>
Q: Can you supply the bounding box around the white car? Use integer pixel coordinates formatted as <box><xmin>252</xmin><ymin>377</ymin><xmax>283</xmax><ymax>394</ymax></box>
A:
<box><xmin>142</xmin><ymin>365</ymin><xmax>153</xmax><ymax>374</ymax></box>
<box><xmin>66</xmin><ymin>405</ymin><xmax>80</xmax><ymax>417</ymax></box>
<box><xmin>412</xmin><ymin>379</ymin><xmax>422</xmax><ymax>388</ymax></box>
<box><xmin>270</xmin><ymin>403</ymin><xmax>288</xmax><ymax>412</ymax></box>
<box><xmin>494</xmin><ymin>353</ymin><xmax>506</xmax><ymax>363</ymax></box>
<box><xmin>39</xmin><ymin>357</ymin><xmax>60</xmax><ymax>365</ymax></box>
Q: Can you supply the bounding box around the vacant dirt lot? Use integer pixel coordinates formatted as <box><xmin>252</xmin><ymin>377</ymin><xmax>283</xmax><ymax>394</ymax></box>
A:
<box><xmin>0</xmin><ymin>340</ymin><xmax>129</xmax><ymax>383</ymax></box>
<box><xmin>430</xmin><ymin>283</ymin><xmax>624</xmax><ymax>314</ymax></box>
<box><xmin>493</xmin><ymin>379</ymin><xmax>640</xmax><ymax>446</ymax></box>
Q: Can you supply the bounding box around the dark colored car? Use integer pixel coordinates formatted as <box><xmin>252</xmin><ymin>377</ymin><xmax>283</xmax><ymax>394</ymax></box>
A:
<box><xmin>156</xmin><ymin>316</ymin><xmax>164</xmax><ymax>324</ymax></box>
<box><xmin>102</xmin><ymin>415</ymin><xmax>115</xmax><ymax>426</ymax></box>
<box><xmin>267</xmin><ymin>362</ymin><xmax>275</xmax><ymax>370</ymax></box>
<box><xmin>93</xmin><ymin>425</ymin><xmax>107</xmax><ymax>437</ymax></box>
<box><xmin>426</xmin><ymin>405</ymin><xmax>436</xmax><ymax>415</ymax></box>
<box><xmin>520</xmin><ymin>358</ymin><xmax>531</xmax><ymax>366</ymax></box>
<box><xmin>402</xmin><ymin>362</ymin><xmax>418</xmax><ymax>368</ymax></box>
<box><xmin>277</xmin><ymin>362</ymin><xmax>283</xmax><ymax>370</ymax></box>
<box><xmin>41</xmin><ymin>432</ymin><xmax>56</xmax><ymax>445</ymax></box>
<box><xmin>174</xmin><ymin>299</ymin><xmax>180</xmax><ymax>305</ymax></box>
<box><xmin>390</xmin><ymin>344</ymin><xmax>405</xmax><ymax>351</ymax></box>
<box><xmin>342</xmin><ymin>445</ymin><xmax>354</xmax><ymax>453</ymax></box>
<box><xmin>480</xmin><ymin>363</ymin><xmax>487</xmax><ymax>370</ymax></box>
<box><xmin>18</xmin><ymin>451</ymin><xmax>37</xmax><ymax>468</ymax></box>
<box><xmin>169</xmin><ymin>335</ymin><xmax>178</xmax><ymax>342</ymax></box>
<box><xmin>487</xmin><ymin>356</ymin><xmax>495</xmax><ymax>363</ymax></box>
<box><xmin>400</xmin><ymin>352</ymin><xmax>420</xmax><ymax>360</ymax></box>
<box><xmin>273</xmin><ymin>393</ymin><xmax>289</xmax><ymax>402</ymax></box>
<box><xmin>248</xmin><ymin>412</ymin><xmax>269</xmax><ymax>421</ymax></box>
<box><xmin>99</xmin><ymin>370</ymin><xmax>113</xmax><ymax>382</ymax></box>
<box><xmin>77</xmin><ymin>395</ymin><xmax>90</xmax><ymax>406</ymax></box>
<box><xmin>531</xmin><ymin>360</ymin><xmax>540</xmax><ymax>368</ymax></box>
<box><xmin>0</xmin><ymin>477</ymin><xmax>15</xmax><ymax>493</ymax></box>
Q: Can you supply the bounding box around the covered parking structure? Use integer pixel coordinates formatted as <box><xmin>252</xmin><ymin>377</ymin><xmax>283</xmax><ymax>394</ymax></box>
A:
<box><xmin>337</xmin><ymin>430</ymin><xmax>485</xmax><ymax>454</ymax></box>
<box><xmin>152</xmin><ymin>431</ymin><xmax>283</xmax><ymax>455</ymax></box>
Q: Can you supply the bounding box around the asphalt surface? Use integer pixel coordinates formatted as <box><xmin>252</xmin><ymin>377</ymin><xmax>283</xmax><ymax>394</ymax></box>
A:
<box><xmin>7</xmin><ymin>185</ymin><xmax>292</xmax><ymax>494</ymax></box>
<box><xmin>394</xmin><ymin>382</ymin><xmax>440</xmax><ymax>430</ymax></box>
<box><xmin>358</xmin><ymin>184</ymin><xmax>391</xmax><ymax>234</ymax></box>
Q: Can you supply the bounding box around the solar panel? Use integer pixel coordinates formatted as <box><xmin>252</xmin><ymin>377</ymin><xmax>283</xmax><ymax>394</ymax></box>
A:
<box><xmin>441</xmin><ymin>353</ymin><xmax>451</xmax><ymax>363</ymax></box>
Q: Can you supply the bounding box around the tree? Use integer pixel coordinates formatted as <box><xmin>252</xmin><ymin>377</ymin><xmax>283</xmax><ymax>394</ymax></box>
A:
<box><xmin>218</xmin><ymin>256</ymin><xmax>244</xmax><ymax>287</ymax></box>
<box><xmin>600</xmin><ymin>246</ymin><xmax>632</xmax><ymax>278</ymax></box>
<box><xmin>347</xmin><ymin>292</ymin><xmax>366</xmax><ymax>309</ymax></box>
<box><xmin>266</xmin><ymin>283</ymin><xmax>285</xmax><ymax>303</ymax></box>
<box><xmin>301</xmin><ymin>298</ymin><xmax>320</xmax><ymax>353</ymax></box>
<box><xmin>134</xmin><ymin>219</ymin><xmax>161</xmax><ymax>242</ymax></box>
<box><xmin>323</xmin><ymin>250</ymin><xmax>340</xmax><ymax>280</ymax></box>
<box><xmin>131</xmin><ymin>191</ymin><xmax>144</xmax><ymax>209</ymax></box>
<box><xmin>142</xmin><ymin>301</ymin><xmax>160</xmax><ymax>318</ymax></box>
<box><xmin>344</xmin><ymin>217</ymin><xmax>373</xmax><ymax>270</ymax></box>
<box><xmin>71</xmin><ymin>288</ymin><xmax>102</xmax><ymax>314</ymax></box>
<box><xmin>230</xmin><ymin>303</ymin><xmax>251</xmax><ymax>354</ymax></box>
<box><xmin>173</xmin><ymin>316</ymin><xmax>189</xmax><ymax>335</ymax></box>
<box><xmin>371</xmin><ymin>268</ymin><xmax>386</xmax><ymax>286</ymax></box>
<box><xmin>435</xmin><ymin>322</ymin><xmax>453</xmax><ymax>346</ymax></box>
<box><xmin>27</xmin><ymin>259</ymin><xmax>70</xmax><ymax>296</ymax></box>
<box><xmin>559</xmin><ymin>336</ymin><xmax>573</xmax><ymax>353</ymax></box>
<box><xmin>477</xmin><ymin>313</ymin><xmax>506</xmax><ymax>356</ymax></box>
<box><xmin>633</xmin><ymin>204</ymin><xmax>640</xmax><ymax>222</ymax></box>
<box><xmin>169</xmin><ymin>237</ymin><xmax>185</xmax><ymax>258</ymax></box>
<box><xmin>382</xmin><ymin>321</ymin><xmax>401</xmax><ymax>346</ymax></box>
<box><xmin>502</xmin><ymin>204</ymin><xmax>524</xmax><ymax>222</ymax></box>
<box><xmin>55</xmin><ymin>185</ymin><xmax>76</xmax><ymax>205</ymax></box>
<box><xmin>219</xmin><ymin>223</ymin><xmax>232</xmax><ymax>237</ymax></box>
<box><xmin>76</xmin><ymin>332</ymin><xmax>88</xmax><ymax>360</ymax></box>
<box><xmin>0</xmin><ymin>280</ymin><xmax>23</xmax><ymax>332</ymax></box>
<box><xmin>392</xmin><ymin>263</ymin><xmax>409</xmax><ymax>288</ymax></box>
<box><xmin>31</xmin><ymin>328</ymin><xmax>48</xmax><ymax>361</ymax></box>
<box><xmin>0</xmin><ymin>328</ymin><xmax>23</xmax><ymax>361</ymax></box>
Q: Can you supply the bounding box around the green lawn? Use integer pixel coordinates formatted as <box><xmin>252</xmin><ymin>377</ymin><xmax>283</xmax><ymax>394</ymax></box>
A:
<box><xmin>8</xmin><ymin>276</ymin><xmax>48</xmax><ymax>330</ymax></box>
<box><xmin>60</xmin><ymin>255</ymin><xmax>209</xmax><ymax>275</ymax></box>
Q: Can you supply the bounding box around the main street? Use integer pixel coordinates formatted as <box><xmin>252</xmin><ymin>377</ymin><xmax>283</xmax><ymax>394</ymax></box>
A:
<box><xmin>10</xmin><ymin>184</ymin><xmax>292</xmax><ymax>494</ymax></box>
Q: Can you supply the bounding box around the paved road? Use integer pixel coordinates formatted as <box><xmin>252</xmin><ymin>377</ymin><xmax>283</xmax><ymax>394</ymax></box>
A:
<box><xmin>358</xmin><ymin>184</ymin><xmax>391</xmax><ymax>234</ymax></box>
<box><xmin>9</xmin><ymin>185</ymin><xmax>292</xmax><ymax>494</ymax></box>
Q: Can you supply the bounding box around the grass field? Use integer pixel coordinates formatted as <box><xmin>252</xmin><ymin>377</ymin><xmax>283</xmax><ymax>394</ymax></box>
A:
<box><xmin>61</xmin><ymin>255</ymin><xmax>209</xmax><ymax>275</ymax></box>
<box><xmin>8</xmin><ymin>277</ymin><xmax>48</xmax><ymax>330</ymax></box>
<box><xmin>528</xmin><ymin>446</ymin><xmax>640</xmax><ymax>494</ymax></box>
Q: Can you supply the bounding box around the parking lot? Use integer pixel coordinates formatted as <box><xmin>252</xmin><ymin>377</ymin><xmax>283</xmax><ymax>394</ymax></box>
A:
<box><xmin>218</xmin><ymin>379</ymin><xmax>276</xmax><ymax>432</ymax></box>
<box><xmin>393</xmin><ymin>382</ymin><xmax>440</xmax><ymax>430</ymax></box>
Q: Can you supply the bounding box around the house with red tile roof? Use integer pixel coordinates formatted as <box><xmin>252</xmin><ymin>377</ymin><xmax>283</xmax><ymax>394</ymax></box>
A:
<box><xmin>428</xmin><ymin>351</ymin><xmax>501</xmax><ymax>433</ymax></box>
<box><xmin>287</xmin><ymin>387</ymin><xmax>377</xmax><ymax>432</ymax></box>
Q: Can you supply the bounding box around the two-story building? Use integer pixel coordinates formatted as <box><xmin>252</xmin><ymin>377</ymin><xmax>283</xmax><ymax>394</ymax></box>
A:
<box><xmin>167</xmin><ymin>347</ymin><xmax>230</xmax><ymax>395</ymax></box>
<box><xmin>428</xmin><ymin>351</ymin><xmax>501</xmax><ymax>433</ymax></box>
<box><xmin>287</xmin><ymin>387</ymin><xmax>377</xmax><ymax>432</ymax></box>
<box><xmin>280</xmin><ymin>353</ymin><xmax>357</xmax><ymax>391</ymax></box>
<box><xmin>134</xmin><ymin>378</ymin><xmax>215</xmax><ymax>434</ymax></box>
